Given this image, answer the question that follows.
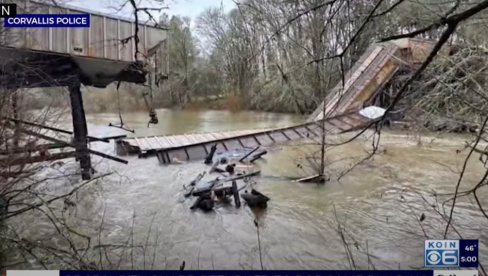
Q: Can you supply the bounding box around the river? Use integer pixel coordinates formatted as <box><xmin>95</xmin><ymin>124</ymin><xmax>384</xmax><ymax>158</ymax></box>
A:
<box><xmin>3</xmin><ymin>108</ymin><xmax>488</xmax><ymax>270</ymax></box>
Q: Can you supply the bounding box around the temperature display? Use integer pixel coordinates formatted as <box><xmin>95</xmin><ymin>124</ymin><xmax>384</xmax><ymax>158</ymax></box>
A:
<box><xmin>459</xmin><ymin>240</ymin><xmax>478</xmax><ymax>268</ymax></box>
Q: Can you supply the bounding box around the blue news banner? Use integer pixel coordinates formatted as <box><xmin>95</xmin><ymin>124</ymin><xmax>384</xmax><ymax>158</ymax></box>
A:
<box><xmin>5</xmin><ymin>240</ymin><xmax>480</xmax><ymax>276</ymax></box>
<box><xmin>44</xmin><ymin>271</ymin><xmax>461</xmax><ymax>276</ymax></box>
<box><xmin>6</xmin><ymin>270</ymin><xmax>481</xmax><ymax>276</ymax></box>
<box><xmin>4</xmin><ymin>14</ymin><xmax>90</xmax><ymax>28</ymax></box>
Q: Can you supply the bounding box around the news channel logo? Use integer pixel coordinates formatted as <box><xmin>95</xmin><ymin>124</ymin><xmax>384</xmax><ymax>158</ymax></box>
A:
<box><xmin>425</xmin><ymin>239</ymin><xmax>479</xmax><ymax>268</ymax></box>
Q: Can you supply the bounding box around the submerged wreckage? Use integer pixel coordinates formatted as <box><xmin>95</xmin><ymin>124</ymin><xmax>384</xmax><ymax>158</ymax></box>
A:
<box><xmin>184</xmin><ymin>147</ymin><xmax>269</xmax><ymax>212</ymax></box>
<box><xmin>115</xmin><ymin>38</ymin><xmax>436</xmax><ymax>211</ymax></box>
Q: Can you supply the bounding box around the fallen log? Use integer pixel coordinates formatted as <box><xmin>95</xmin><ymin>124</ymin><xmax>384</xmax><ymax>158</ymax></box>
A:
<box><xmin>223</xmin><ymin>170</ymin><xmax>261</xmax><ymax>183</ymax></box>
<box><xmin>294</xmin><ymin>174</ymin><xmax>328</xmax><ymax>183</ymax></box>
<box><xmin>249</xmin><ymin>150</ymin><xmax>268</xmax><ymax>163</ymax></box>
<box><xmin>239</xmin><ymin>146</ymin><xmax>260</xmax><ymax>162</ymax></box>
<box><xmin>191</xmin><ymin>179</ymin><xmax>220</xmax><ymax>197</ymax></box>
<box><xmin>232</xmin><ymin>180</ymin><xmax>240</xmax><ymax>208</ymax></box>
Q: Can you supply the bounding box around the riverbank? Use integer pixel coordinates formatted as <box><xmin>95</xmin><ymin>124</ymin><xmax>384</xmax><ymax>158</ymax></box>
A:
<box><xmin>82</xmin><ymin>93</ymin><xmax>302</xmax><ymax>114</ymax></box>
<box><xmin>183</xmin><ymin>95</ymin><xmax>241</xmax><ymax>111</ymax></box>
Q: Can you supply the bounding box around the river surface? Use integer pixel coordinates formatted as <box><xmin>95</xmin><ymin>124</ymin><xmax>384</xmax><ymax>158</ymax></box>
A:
<box><xmin>4</xmin><ymin>108</ymin><xmax>488</xmax><ymax>270</ymax></box>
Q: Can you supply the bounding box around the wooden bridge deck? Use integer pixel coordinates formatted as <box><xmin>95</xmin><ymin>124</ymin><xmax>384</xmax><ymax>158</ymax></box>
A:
<box><xmin>118</xmin><ymin>110</ymin><xmax>376</xmax><ymax>164</ymax></box>
<box><xmin>120</xmin><ymin>129</ymin><xmax>273</xmax><ymax>154</ymax></box>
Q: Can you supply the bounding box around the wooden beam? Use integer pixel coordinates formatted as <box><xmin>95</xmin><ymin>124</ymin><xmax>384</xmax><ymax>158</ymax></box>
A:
<box><xmin>239</xmin><ymin>146</ymin><xmax>260</xmax><ymax>162</ymax></box>
<box><xmin>99</xmin><ymin>134</ymin><xmax>127</xmax><ymax>140</ymax></box>
<box><xmin>3</xmin><ymin>117</ymin><xmax>110</xmax><ymax>143</ymax></box>
<box><xmin>304</xmin><ymin>125</ymin><xmax>320</xmax><ymax>137</ymax></box>
<box><xmin>14</xmin><ymin>127</ymin><xmax>128</xmax><ymax>165</ymax></box>
<box><xmin>0</xmin><ymin>151</ymin><xmax>76</xmax><ymax>167</ymax></box>
<box><xmin>325</xmin><ymin>119</ymin><xmax>344</xmax><ymax>131</ymax></box>
<box><xmin>70</xmin><ymin>81</ymin><xmax>92</xmax><ymax>180</ymax></box>
<box><xmin>0</xmin><ymin>143</ymin><xmax>67</xmax><ymax>155</ymax></box>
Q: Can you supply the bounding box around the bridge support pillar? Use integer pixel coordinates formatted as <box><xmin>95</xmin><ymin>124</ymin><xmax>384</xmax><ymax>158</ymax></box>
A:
<box><xmin>69</xmin><ymin>80</ymin><xmax>92</xmax><ymax>180</ymax></box>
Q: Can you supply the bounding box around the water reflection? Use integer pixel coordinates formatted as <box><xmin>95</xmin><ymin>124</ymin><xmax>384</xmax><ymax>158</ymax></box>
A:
<box><xmin>86</xmin><ymin>108</ymin><xmax>303</xmax><ymax>137</ymax></box>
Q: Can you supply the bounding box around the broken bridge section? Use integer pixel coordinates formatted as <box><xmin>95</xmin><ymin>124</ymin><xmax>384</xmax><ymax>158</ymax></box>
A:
<box><xmin>118</xmin><ymin>110</ymin><xmax>377</xmax><ymax>164</ymax></box>
<box><xmin>118</xmin><ymin>38</ymin><xmax>435</xmax><ymax>165</ymax></box>
<box><xmin>0</xmin><ymin>1</ymin><xmax>168</xmax><ymax>179</ymax></box>
<box><xmin>307</xmin><ymin>38</ymin><xmax>435</xmax><ymax>122</ymax></box>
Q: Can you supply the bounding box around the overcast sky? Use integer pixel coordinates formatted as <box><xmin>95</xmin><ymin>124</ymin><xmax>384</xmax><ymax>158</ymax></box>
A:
<box><xmin>68</xmin><ymin>0</ymin><xmax>235</xmax><ymax>26</ymax></box>
<box><xmin>165</xmin><ymin>0</ymin><xmax>234</xmax><ymax>20</ymax></box>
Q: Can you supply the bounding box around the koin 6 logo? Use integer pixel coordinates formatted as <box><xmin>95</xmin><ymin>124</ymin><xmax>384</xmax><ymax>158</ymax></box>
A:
<box><xmin>425</xmin><ymin>240</ymin><xmax>459</xmax><ymax>267</ymax></box>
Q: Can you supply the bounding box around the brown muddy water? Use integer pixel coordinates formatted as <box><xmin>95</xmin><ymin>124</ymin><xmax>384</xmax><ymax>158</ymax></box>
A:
<box><xmin>3</xmin><ymin>108</ymin><xmax>488</xmax><ymax>270</ymax></box>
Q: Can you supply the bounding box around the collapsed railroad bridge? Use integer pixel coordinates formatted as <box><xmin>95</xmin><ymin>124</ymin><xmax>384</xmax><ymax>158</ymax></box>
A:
<box><xmin>117</xmin><ymin>38</ymin><xmax>438</xmax><ymax>164</ymax></box>
<box><xmin>0</xmin><ymin>0</ymin><xmax>441</xmax><ymax>180</ymax></box>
